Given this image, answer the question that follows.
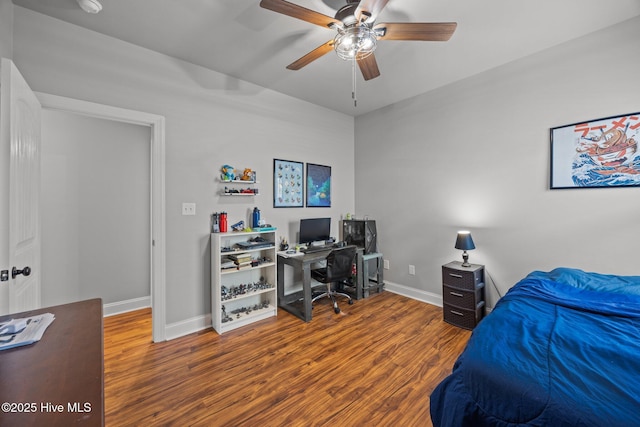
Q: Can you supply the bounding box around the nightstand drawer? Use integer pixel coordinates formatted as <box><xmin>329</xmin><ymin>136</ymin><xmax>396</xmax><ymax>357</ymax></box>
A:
<box><xmin>443</xmin><ymin>301</ymin><xmax>485</xmax><ymax>330</ymax></box>
<box><xmin>442</xmin><ymin>284</ymin><xmax>484</xmax><ymax>309</ymax></box>
<box><xmin>442</xmin><ymin>265</ymin><xmax>483</xmax><ymax>290</ymax></box>
<box><xmin>442</xmin><ymin>261</ymin><xmax>485</xmax><ymax>330</ymax></box>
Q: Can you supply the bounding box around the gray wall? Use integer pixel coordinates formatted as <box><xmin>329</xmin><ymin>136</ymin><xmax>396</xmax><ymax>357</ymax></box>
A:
<box><xmin>0</xmin><ymin>0</ymin><xmax>12</xmax><ymax>59</ymax></box>
<box><xmin>12</xmin><ymin>6</ymin><xmax>355</xmax><ymax>325</ymax></box>
<box><xmin>355</xmin><ymin>16</ymin><xmax>640</xmax><ymax>308</ymax></box>
<box><xmin>9</xmin><ymin>5</ymin><xmax>639</xmax><ymax>327</ymax></box>
<box><xmin>40</xmin><ymin>109</ymin><xmax>150</xmax><ymax>307</ymax></box>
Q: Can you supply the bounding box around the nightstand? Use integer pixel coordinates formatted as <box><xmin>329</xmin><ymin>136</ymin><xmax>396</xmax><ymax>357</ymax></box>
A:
<box><xmin>442</xmin><ymin>261</ymin><xmax>485</xmax><ymax>330</ymax></box>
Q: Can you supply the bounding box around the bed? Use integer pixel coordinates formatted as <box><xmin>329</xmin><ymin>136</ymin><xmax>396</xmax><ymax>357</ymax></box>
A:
<box><xmin>430</xmin><ymin>267</ymin><xmax>640</xmax><ymax>427</ymax></box>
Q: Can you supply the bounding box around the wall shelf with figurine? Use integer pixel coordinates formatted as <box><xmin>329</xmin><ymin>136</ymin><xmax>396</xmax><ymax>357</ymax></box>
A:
<box><xmin>220</xmin><ymin>185</ymin><xmax>259</xmax><ymax>196</ymax></box>
<box><xmin>219</xmin><ymin>165</ymin><xmax>259</xmax><ymax>196</ymax></box>
<box><xmin>220</xmin><ymin>179</ymin><xmax>259</xmax><ymax>184</ymax></box>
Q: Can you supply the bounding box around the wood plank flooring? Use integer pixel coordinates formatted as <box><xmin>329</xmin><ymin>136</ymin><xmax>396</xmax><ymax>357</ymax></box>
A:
<box><xmin>104</xmin><ymin>291</ymin><xmax>471</xmax><ymax>426</ymax></box>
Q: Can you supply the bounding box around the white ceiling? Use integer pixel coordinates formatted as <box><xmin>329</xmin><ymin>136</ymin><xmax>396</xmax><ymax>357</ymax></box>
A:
<box><xmin>12</xmin><ymin>0</ymin><xmax>640</xmax><ymax>116</ymax></box>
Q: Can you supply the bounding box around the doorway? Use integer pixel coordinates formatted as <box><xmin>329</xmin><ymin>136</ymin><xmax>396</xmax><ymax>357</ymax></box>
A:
<box><xmin>37</xmin><ymin>93</ymin><xmax>166</xmax><ymax>342</ymax></box>
<box><xmin>41</xmin><ymin>110</ymin><xmax>150</xmax><ymax>310</ymax></box>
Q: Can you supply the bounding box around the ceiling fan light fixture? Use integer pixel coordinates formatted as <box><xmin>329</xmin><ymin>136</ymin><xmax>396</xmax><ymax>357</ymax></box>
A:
<box><xmin>76</xmin><ymin>0</ymin><xmax>102</xmax><ymax>14</ymax></box>
<box><xmin>334</xmin><ymin>26</ymin><xmax>377</xmax><ymax>60</ymax></box>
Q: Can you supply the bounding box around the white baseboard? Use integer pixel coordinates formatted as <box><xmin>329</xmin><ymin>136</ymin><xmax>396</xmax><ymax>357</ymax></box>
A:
<box><xmin>385</xmin><ymin>281</ymin><xmax>494</xmax><ymax>312</ymax></box>
<box><xmin>103</xmin><ymin>296</ymin><xmax>151</xmax><ymax>317</ymax></box>
<box><xmin>165</xmin><ymin>313</ymin><xmax>212</xmax><ymax>341</ymax></box>
<box><xmin>384</xmin><ymin>281</ymin><xmax>443</xmax><ymax>307</ymax></box>
<box><xmin>102</xmin><ymin>296</ymin><xmax>212</xmax><ymax>340</ymax></box>
<box><xmin>159</xmin><ymin>283</ymin><xmax>444</xmax><ymax>341</ymax></box>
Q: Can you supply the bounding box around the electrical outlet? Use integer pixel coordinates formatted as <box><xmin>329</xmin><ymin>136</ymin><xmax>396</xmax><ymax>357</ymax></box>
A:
<box><xmin>409</xmin><ymin>265</ymin><xmax>416</xmax><ymax>275</ymax></box>
<box><xmin>383</xmin><ymin>259</ymin><xmax>389</xmax><ymax>270</ymax></box>
<box><xmin>182</xmin><ymin>203</ymin><xmax>196</xmax><ymax>216</ymax></box>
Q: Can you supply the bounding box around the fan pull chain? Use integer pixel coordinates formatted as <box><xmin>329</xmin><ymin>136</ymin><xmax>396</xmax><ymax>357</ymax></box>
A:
<box><xmin>352</xmin><ymin>58</ymin><xmax>357</xmax><ymax>107</ymax></box>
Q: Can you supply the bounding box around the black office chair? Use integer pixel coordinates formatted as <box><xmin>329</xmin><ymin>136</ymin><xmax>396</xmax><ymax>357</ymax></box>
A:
<box><xmin>311</xmin><ymin>246</ymin><xmax>356</xmax><ymax>314</ymax></box>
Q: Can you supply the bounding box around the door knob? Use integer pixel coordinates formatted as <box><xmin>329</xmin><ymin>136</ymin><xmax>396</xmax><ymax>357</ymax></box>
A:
<box><xmin>11</xmin><ymin>266</ymin><xmax>31</xmax><ymax>279</ymax></box>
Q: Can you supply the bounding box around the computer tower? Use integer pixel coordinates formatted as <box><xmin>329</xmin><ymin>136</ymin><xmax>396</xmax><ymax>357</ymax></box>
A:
<box><xmin>341</xmin><ymin>220</ymin><xmax>377</xmax><ymax>254</ymax></box>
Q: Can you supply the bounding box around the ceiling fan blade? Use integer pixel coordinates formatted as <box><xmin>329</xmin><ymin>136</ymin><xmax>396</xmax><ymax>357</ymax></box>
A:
<box><xmin>260</xmin><ymin>0</ymin><xmax>339</xmax><ymax>28</ymax></box>
<box><xmin>357</xmin><ymin>54</ymin><xmax>381</xmax><ymax>81</ymax></box>
<box><xmin>286</xmin><ymin>40</ymin><xmax>335</xmax><ymax>70</ymax></box>
<box><xmin>355</xmin><ymin>0</ymin><xmax>390</xmax><ymax>22</ymax></box>
<box><xmin>375</xmin><ymin>22</ymin><xmax>457</xmax><ymax>41</ymax></box>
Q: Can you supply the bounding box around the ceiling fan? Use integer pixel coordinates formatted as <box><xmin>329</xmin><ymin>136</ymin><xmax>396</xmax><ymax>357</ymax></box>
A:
<box><xmin>260</xmin><ymin>0</ymin><xmax>457</xmax><ymax>81</ymax></box>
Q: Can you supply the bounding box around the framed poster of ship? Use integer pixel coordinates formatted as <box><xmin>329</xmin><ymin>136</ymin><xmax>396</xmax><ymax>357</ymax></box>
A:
<box><xmin>550</xmin><ymin>112</ymin><xmax>640</xmax><ymax>189</ymax></box>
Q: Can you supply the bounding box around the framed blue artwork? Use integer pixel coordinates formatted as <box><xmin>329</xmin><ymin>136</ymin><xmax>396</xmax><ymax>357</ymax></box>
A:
<box><xmin>306</xmin><ymin>163</ymin><xmax>331</xmax><ymax>207</ymax></box>
<box><xmin>550</xmin><ymin>112</ymin><xmax>640</xmax><ymax>189</ymax></box>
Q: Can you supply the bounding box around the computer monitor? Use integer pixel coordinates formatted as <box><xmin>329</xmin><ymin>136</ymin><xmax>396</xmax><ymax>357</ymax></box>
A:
<box><xmin>299</xmin><ymin>217</ymin><xmax>331</xmax><ymax>245</ymax></box>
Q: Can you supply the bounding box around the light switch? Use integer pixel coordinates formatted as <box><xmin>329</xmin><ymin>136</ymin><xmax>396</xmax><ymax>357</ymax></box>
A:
<box><xmin>182</xmin><ymin>203</ymin><xmax>196</xmax><ymax>215</ymax></box>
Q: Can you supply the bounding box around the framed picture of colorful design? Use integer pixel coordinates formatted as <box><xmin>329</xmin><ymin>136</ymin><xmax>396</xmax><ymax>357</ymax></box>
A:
<box><xmin>306</xmin><ymin>163</ymin><xmax>331</xmax><ymax>207</ymax></box>
<box><xmin>273</xmin><ymin>159</ymin><xmax>303</xmax><ymax>207</ymax></box>
<box><xmin>550</xmin><ymin>112</ymin><xmax>640</xmax><ymax>189</ymax></box>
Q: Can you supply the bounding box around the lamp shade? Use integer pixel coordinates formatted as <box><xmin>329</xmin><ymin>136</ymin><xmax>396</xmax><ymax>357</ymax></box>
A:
<box><xmin>455</xmin><ymin>231</ymin><xmax>475</xmax><ymax>251</ymax></box>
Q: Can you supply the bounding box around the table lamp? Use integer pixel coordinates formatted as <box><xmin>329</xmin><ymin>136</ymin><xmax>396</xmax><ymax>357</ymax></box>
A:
<box><xmin>455</xmin><ymin>231</ymin><xmax>475</xmax><ymax>267</ymax></box>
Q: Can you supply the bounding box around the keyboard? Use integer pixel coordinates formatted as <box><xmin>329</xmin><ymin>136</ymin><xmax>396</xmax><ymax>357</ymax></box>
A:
<box><xmin>300</xmin><ymin>245</ymin><xmax>333</xmax><ymax>254</ymax></box>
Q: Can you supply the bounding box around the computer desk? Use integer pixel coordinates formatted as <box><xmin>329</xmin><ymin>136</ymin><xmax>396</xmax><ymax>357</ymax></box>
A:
<box><xmin>277</xmin><ymin>245</ymin><xmax>369</xmax><ymax>322</ymax></box>
<box><xmin>277</xmin><ymin>248</ymin><xmax>332</xmax><ymax>322</ymax></box>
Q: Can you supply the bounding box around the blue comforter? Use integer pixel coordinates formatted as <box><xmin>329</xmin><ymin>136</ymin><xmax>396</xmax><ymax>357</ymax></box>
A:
<box><xmin>430</xmin><ymin>268</ymin><xmax>640</xmax><ymax>427</ymax></box>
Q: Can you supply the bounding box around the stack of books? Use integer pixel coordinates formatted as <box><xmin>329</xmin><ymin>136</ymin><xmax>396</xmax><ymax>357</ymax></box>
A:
<box><xmin>226</xmin><ymin>252</ymin><xmax>253</xmax><ymax>270</ymax></box>
<box><xmin>220</xmin><ymin>256</ymin><xmax>237</xmax><ymax>270</ymax></box>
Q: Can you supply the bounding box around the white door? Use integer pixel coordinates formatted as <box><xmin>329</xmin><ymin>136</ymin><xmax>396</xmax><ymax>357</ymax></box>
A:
<box><xmin>1</xmin><ymin>58</ymin><xmax>42</xmax><ymax>313</ymax></box>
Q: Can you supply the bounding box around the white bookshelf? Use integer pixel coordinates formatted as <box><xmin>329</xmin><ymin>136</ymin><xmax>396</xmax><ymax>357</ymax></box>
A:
<box><xmin>211</xmin><ymin>230</ymin><xmax>277</xmax><ymax>334</ymax></box>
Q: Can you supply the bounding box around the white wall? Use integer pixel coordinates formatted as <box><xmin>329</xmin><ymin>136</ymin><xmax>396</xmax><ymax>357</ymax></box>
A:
<box><xmin>0</xmin><ymin>0</ymin><xmax>14</xmax><ymax>313</ymax></box>
<box><xmin>355</xmin><ymin>16</ymin><xmax>640</xmax><ymax>308</ymax></box>
<box><xmin>12</xmin><ymin>7</ymin><xmax>355</xmax><ymax>325</ymax></box>
<box><xmin>40</xmin><ymin>109</ymin><xmax>150</xmax><ymax>307</ymax></box>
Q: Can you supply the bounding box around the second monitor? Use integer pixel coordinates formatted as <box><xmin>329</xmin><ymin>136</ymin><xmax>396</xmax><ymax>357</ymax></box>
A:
<box><xmin>299</xmin><ymin>217</ymin><xmax>331</xmax><ymax>246</ymax></box>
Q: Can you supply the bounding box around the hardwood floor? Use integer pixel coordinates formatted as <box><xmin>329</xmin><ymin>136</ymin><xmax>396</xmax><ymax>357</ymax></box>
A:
<box><xmin>104</xmin><ymin>291</ymin><xmax>471</xmax><ymax>426</ymax></box>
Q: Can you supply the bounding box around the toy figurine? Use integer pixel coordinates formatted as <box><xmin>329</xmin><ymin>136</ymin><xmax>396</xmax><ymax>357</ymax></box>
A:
<box><xmin>240</xmin><ymin>168</ymin><xmax>254</xmax><ymax>181</ymax></box>
<box><xmin>231</xmin><ymin>220</ymin><xmax>245</xmax><ymax>231</ymax></box>
<box><xmin>220</xmin><ymin>165</ymin><xmax>235</xmax><ymax>181</ymax></box>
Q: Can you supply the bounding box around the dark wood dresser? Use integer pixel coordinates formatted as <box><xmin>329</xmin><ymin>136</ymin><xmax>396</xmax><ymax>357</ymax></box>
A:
<box><xmin>0</xmin><ymin>299</ymin><xmax>104</xmax><ymax>426</ymax></box>
<box><xmin>442</xmin><ymin>261</ymin><xmax>485</xmax><ymax>329</ymax></box>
